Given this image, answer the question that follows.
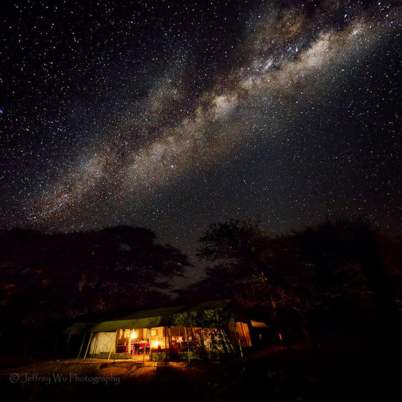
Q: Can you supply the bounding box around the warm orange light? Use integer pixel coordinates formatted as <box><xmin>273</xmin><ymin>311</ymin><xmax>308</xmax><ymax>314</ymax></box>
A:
<box><xmin>130</xmin><ymin>330</ymin><xmax>138</xmax><ymax>340</ymax></box>
<box><xmin>251</xmin><ymin>320</ymin><xmax>268</xmax><ymax>328</ymax></box>
<box><xmin>151</xmin><ymin>340</ymin><xmax>160</xmax><ymax>348</ymax></box>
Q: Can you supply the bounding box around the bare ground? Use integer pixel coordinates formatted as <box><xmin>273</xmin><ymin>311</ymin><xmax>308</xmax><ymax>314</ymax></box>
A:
<box><xmin>0</xmin><ymin>346</ymin><xmax>400</xmax><ymax>402</ymax></box>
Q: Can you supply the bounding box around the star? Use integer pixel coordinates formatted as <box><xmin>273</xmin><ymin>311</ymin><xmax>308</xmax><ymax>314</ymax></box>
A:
<box><xmin>0</xmin><ymin>0</ymin><xmax>400</xmax><ymax>253</ymax></box>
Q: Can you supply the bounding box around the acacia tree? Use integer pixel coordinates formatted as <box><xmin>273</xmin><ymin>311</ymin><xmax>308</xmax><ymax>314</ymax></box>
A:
<box><xmin>196</xmin><ymin>220</ymin><xmax>272</xmax><ymax>301</ymax></box>
<box><xmin>192</xmin><ymin>220</ymin><xmax>305</xmax><ymax>342</ymax></box>
<box><xmin>0</xmin><ymin>226</ymin><xmax>191</xmax><ymax>356</ymax></box>
<box><xmin>293</xmin><ymin>219</ymin><xmax>402</xmax><ymax>344</ymax></box>
<box><xmin>0</xmin><ymin>226</ymin><xmax>190</xmax><ymax>315</ymax></box>
<box><xmin>188</xmin><ymin>218</ymin><xmax>401</xmax><ymax>347</ymax></box>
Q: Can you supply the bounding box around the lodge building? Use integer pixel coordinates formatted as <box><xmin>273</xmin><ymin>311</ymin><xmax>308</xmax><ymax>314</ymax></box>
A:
<box><xmin>67</xmin><ymin>301</ymin><xmax>269</xmax><ymax>361</ymax></box>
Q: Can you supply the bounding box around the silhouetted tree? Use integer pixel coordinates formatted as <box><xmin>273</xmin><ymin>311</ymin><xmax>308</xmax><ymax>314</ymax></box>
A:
<box><xmin>191</xmin><ymin>220</ymin><xmax>304</xmax><ymax>342</ymax></box>
<box><xmin>293</xmin><ymin>219</ymin><xmax>402</xmax><ymax>344</ymax></box>
<box><xmin>184</xmin><ymin>218</ymin><xmax>401</xmax><ymax>347</ymax></box>
<box><xmin>0</xmin><ymin>226</ymin><xmax>190</xmax><ymax>357</ymax></box>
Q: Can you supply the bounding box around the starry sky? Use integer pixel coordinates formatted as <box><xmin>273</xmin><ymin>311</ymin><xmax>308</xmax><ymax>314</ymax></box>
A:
<box><xmin>1</xmin><ymin>0</ymin><xmax>402</xmax><ymax>260</ymax></box>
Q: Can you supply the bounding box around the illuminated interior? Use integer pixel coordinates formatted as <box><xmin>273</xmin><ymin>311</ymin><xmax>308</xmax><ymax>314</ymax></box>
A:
<box><xmin>87</xmin><ymin>322</ymin><xmax>254</xmax><ymax>360</ymax></box>
<box><xmin>116</xmin><ymin>327</ymin><xmax>166</xmax><ymax>357</ymax></box>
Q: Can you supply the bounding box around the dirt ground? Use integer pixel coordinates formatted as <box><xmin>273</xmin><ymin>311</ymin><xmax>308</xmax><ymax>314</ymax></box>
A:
<box><xmin>0</xmin><ymin>347</ymin><xmax>400</xmax><ymax>402</ymax></box>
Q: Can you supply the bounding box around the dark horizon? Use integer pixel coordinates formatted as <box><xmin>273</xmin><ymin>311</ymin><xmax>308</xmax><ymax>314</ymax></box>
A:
<box><xmin>2</xmin><ymin>215</ymin><xmax>401</xmax><ymax>291</ymax></box>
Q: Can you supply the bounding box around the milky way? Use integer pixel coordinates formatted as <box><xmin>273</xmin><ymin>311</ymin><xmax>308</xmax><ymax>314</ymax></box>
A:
<box><xmin>1</xmin><ymin>0</ymin><xmax>402</xmax><ymax>254</ymax></box>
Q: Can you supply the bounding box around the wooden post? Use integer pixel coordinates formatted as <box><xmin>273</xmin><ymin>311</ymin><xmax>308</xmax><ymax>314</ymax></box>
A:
<box><xmin>220</xmin><ymin>328</ymin><xmax>234</xmax><ymax>354</ymax></box>
<box><xmin>83</xmin><ymin>332</ymin><xmax>93</xmax><ymax>360</ymax></box>
<box><xmin>238</xmin><ymin>337</ymin><xmax>244</xmax><ymax>359</ymax></box>
<box><xmin>167</xmin><ymin>327</ymin><xmax>172</xmax><ymax>361</ymax></box>
<box><xmin>164</xmin><ymin>327</ymin><xmax>168</xmax><ymax>362</ymax></box>
<box><xmin>76</xmin><ymin>333</ymin><xmax>86</xmax><ymax>359</ymax></box>
<box><xmin>143</xmin><ymin>328</ymin><xmax>147</xmax><ymax>363</ymax></box>
<box><xmin>92</xmin><ymin>333</ymin><xmax>99</xmax><ymax>357</ymax></box>
<box><xmin>199</xmin><ymin>328</ymin><xmax>205</xmax><ymax>357</ymax></box>
<box><xmin>184</xmin><ymin>327</ymin><xmax>191</xmax><ymax>364</ymax></box>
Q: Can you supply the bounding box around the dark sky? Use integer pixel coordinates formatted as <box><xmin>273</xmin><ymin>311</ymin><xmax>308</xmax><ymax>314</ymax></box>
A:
<box><xmin>1</xmin><ymin>0</ymin><xmax>401</xmax><ymax>263</ymax></box>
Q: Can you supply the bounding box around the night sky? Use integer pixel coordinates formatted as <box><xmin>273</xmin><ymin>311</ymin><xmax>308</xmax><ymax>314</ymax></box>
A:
<box><xmin>1</xmin><ymin>0</ymin><xmax>402</xmax><ymax>260</ymax></box>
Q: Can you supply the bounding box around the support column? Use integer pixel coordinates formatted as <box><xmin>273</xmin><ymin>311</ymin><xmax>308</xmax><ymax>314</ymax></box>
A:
<box><xmin>83</xmin><ymin>332</ymin><xmax>93</xmax><ymax>360</ymax></box>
